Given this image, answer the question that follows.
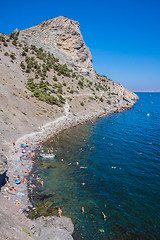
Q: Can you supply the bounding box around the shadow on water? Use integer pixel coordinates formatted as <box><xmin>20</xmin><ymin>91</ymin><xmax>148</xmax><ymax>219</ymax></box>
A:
<box><xmin>0</xmin><ymin>171</ymin><xmax>8</xmax><ymax>191</ymax></box>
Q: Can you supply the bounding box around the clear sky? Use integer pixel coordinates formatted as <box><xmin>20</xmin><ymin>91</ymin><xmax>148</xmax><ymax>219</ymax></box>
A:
<box><xmin>0</xmin><ymin>0</ymin><xmax>160</xmax><ymax>91</ymax></box>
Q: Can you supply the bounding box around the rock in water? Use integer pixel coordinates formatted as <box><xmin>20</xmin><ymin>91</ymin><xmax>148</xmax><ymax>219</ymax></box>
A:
<box><xmin>19</xmin><ymin>16</ymin><xmax>96</xmax><ymax>81</ymax></box>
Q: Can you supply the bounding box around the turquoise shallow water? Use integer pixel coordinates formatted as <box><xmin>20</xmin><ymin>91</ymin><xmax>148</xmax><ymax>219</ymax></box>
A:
<box><xmin>33</xmin><ymin>92</ymin><xmax>160</xmax><ymax>239</ymax></box>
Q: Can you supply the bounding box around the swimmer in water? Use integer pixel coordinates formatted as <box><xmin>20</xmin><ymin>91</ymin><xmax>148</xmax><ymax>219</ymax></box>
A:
<box><xmin>102</xmin><ymin>212</ymin><xmax>107</xmax><ymax>220</ymax></box>
<box><xmin>82</xmin><ymin>207</ymin><xmax>84</xmax><ymax>213</ymax></box>
<box><xmin>40</xmin><ymin>181</ymin><xmax>43</xmax><ymax>187</ymax></box>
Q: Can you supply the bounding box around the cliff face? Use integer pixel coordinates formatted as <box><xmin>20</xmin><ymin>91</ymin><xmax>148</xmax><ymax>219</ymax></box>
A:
<box><xmin>19</xmin><ymin>16</ymin><xmax>95</xmax><ymax>81</ymax></box>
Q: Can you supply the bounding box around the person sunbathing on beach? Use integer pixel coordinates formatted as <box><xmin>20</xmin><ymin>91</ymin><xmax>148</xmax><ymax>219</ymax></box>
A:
<box><xmin>15</xmin><ymin>200</ymin><xmax>21</xmax><ymax>205</ymax></box>
<box><xmin>10</xmin><ymin>187</ymin><xmax>17</xmax><ymax>193</ymax></box>
<box><xmin>17</xmin><ymin>175</ymin><xmax>22</xmax><ymax>180</ymax></box>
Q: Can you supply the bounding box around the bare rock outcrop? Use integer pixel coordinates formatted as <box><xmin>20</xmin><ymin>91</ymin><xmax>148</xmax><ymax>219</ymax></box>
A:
<box><xmin>19</xmin><ymin>16</ymin><xmax>95</xmax><ymax>81</ymax></box>
<box><xmin>32</xmin><ymin>216</ymin><xmax>74</xmax><ymax>240</ymax></box>
<box><xmin>12</xmin><ymin>28</ymin><xmax>20</xmax><ymax>36</ymax></box>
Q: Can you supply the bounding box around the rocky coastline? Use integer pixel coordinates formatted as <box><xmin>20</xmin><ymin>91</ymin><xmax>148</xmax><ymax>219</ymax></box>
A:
<box><xmin>0</xmin><ymin>100</ymin><xmax>137</xmax><ymax>240</ymax></box>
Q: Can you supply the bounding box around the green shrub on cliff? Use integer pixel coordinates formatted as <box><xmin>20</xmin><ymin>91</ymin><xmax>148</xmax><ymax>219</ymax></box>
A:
<box><xmin>80</xmin><ymin>101</ymin><xmax>84</xmax><ymax>106</ymax></box>
<box><xmin>10</xmin><ymin>52</ymin><xmax>16</xmax><ymax>60</ymax></box>
<box><xmin>72</xmin><ymin>72</ymin><xmax>76</xmax><ymax>78</ymax></box>
<box><xmin>78</xmin><ymin>80</ymin><xmax>84</xmax><ymax>89</ymax></box>
<box><xmin>3</xmin><ymin>42</ymin><xmax>7</xmax><ymax>47</ymax></box>
<box><xmin>53</xmin><ymin>75</ymin><xmax>58</xmax><ymax>81</ymax></box>
<box><xmin>99</xmin><ymin>97</ymin><xmax>104</xmax><ymax>102</ymax></box>
<box><xmin>4</xmin><ymin>52</ymin><xmax>9</xmax><ymax>56</ymax></box>
<box><xmin>107</xmin><ymin>99</ymin><xmax>111</xmax><ymax>105</ymax></box>
<box><xmin>26</xmin><ymin>78</ymin><xmax>64</xmax><ymax>107</ymax></box>
<box><xmin>20</xmin><ymin>61</ymin><xmax>25</xmax><ymax>69</ymax></box>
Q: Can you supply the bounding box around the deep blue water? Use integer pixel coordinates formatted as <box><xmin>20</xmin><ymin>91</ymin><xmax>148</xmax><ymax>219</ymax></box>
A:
<box><xmin>34</xmin><ymin>92</ymin><xmax>160</xmax><ymax>239</ymax></box>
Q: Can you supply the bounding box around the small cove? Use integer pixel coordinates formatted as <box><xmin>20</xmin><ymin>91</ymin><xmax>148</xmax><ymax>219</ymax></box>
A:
<box><xmin>30</xmin><ymin>93</ymin><xmax>160</xmax><ymax>239</ymax></box>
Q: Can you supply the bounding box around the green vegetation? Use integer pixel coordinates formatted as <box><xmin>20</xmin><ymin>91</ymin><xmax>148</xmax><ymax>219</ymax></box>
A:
<box><xmin>94</xmin><ymin>83</ymin><xmax>107</xmax><ymax>92</ymax></box>
<box><xmin>0</xmin><ymin>35</ymin><xmax>5</xmax><ymax>42</ymax></box>
<box><xmin>3</xmin><ymin>42</ymin><xmax>7</xmax><ymax>47</ymax></box>
<box><xmin>78</xmin><ymin>80</ymin><xmax>84</xmax><ymax>89</ymax></box>
<box><xmin>99</xmin><ymin>97</ymin><xmax>104</xmax><ymax>102</ymax></box>
<box><xmin>21</xmin><ymin>51</ymin><xmax>27</xmax><ymax>56</ymax></box>
<box><xmin>27</xmin><ymin>78</ymin><xmax>64</xmax><ymax>106</ymax></box>
<box><xmin>4</xmin><ymin>52</ymin><xmax>9</xmax><ymax>56</ymax></box>
<box><xmin>14</xmin><ymin>42</ymin><xmax>115</xmax><ymax>108</ymax></box>
<box><xmin>20</xmin><ymin>61</ymin><xmax>25</xmax><ymax>70</ymax></box>
<box><xmin>63</xmin><ymin>81</ymin><xmax>66</xmax><ymax>86</ymax></box>
<box><xmin>80</xmin><ymin>101</ymin><xmax>84</xmax><ymax>106</ymax></box>
<box><xmin>21</xmin><ymin>227</ymin><xmax>31</xmax><ymax>237</ymax></box>
<box><xmin>9</xmin><ymin>33</ymin><xmax>18</xmax><ymax>46</ymax></box>
<box><xmin>28</xmin><ymin>200</ymin><xmax>58</xmax><ymax>219</ymax></box>
<box><xmin>108</xmin><ymin>92</ymin><xmax>117</xmax><ymax>96</ymax></box>
<box><xmin>69</xmin><ymin>89</ymin><xmax>74</xmax><ymax>94</ymax></box>
<box><xmin>53</xmin><ymin>75</ymin><xmax>58</xmax><ymax>81</ymax></box>
<box><xmin>23</xmin><ymin>46</ymin><xmax>28</xmax><ymax>52</ymax></box>
<box><xmin>107</xmin><ymin>99</ymin><xmax>111</xmax><ymax>105</ymax></box>
<box><xmin>72</xmin><ymin>72</ymin><xmax>76</xmax><ymax>78</ymax></box>
<box><xmin>89</xmin><ymin>96</ymin><xmax>94</xmax><ymax>101</ymax></box>
<box><xmin>10</xmin><ymin>52</ymin><xmax>16</xmax><ymax>60</ymax></box>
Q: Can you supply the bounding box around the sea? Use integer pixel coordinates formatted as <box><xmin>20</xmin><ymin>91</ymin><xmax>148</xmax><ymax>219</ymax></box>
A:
<box><xmin>32</xmin><ymin>92</ymin><xmax>160</xmax><ymax>240</ymax></box>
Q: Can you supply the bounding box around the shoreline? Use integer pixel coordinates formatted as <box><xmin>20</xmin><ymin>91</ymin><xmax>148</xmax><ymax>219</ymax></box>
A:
<box><xmin>0</xmin><ymin>102</ymin><xmax>136</xmax><ymax>239</ymax></box>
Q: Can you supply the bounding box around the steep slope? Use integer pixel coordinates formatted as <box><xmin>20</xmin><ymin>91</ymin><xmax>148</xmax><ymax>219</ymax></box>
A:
<box><xmin>0</xmin><ymin>27</ymin><xmax>138</xmax><ymax>153</ymax></box>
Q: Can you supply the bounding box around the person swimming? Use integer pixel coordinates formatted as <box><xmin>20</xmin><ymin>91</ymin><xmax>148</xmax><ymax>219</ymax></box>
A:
<box><xmin>82</xmin><ymin>207</ymin><xmax>84</xmax><ymax>213</ymax></box>
<box><xmin>102</xmin><ymin>212</ymin><xmax>107</xmax><ymax>220</ymax></box>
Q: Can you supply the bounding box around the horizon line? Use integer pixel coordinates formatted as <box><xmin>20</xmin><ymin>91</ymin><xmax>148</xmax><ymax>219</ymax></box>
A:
<box><xmin>134</xmin><ymin>90</ymin><xmax>160</xmax><ymax>93</ymax></box>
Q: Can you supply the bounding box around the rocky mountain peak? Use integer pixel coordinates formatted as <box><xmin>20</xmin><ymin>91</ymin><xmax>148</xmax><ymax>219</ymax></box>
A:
<box><xmin>19</xmin><ymin>16</ymin><xmax>96</xmax><ymax>81</ymax></box>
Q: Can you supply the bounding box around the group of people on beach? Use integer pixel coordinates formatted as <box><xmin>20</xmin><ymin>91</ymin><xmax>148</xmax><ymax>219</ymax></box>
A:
<box><xmin>1</xmin><ymin>138</ymin><xmax>44</xmax><ymax>206</ymax></box>
<box><xmin>2</xmin><ymin>137</ymin><xmax>107</xmax><ymax>222</ymax></box>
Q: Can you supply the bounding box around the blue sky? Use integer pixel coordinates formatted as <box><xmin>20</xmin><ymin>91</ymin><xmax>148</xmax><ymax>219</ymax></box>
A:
<box><xmin>0</xmin><ymin>0</ymin><xmax>160</xmax><ymax>91</ymax></box>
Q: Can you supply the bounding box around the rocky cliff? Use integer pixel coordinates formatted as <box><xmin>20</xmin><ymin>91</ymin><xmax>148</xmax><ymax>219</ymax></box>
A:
<box><xmin>19</xmin><ymin>16</ymin><xmax>95</xmax><ymax>81</ymax></box>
